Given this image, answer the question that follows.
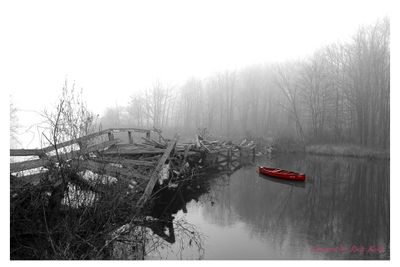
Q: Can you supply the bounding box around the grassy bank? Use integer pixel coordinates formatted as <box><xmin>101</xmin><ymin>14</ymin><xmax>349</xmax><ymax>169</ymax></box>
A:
<box><xmin>305</xmin><ymin>144</ymin><xmax>389</xmax><ymax>159</ymax></box>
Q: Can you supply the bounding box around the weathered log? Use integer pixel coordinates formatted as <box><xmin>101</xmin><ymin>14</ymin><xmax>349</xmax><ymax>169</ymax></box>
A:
<box><xmin>199</xmin><ymin>140</ymin><xmax>211</xmax><ymax>152</ymax></box>
<box><xmin>137</xmin><ymin>135</ymin><xmax>178</xmax><ymax>208</ymax></box>
<box><xmin>141</xmin><ymin>137</ymin><xmax>166</xmax><ymax>148</ymax></box>
<box><xmin>86</xmin><ymin>139</ymin><xmax>119</xmax><ymax>152</ymax></box>
<box><xmin>82</xmin><ymin>160</ymin><xmax>148</xmax><ymax>181</ymax></box>
<box><xmin>10</xmin><ymin>127</ymin><xmax>256</xmax><ymax>195</ymax></box>
<box><xmin>138</xmin><ymin>155</ymin><xmax>162</xmax><ymax>161</ymax></box>
<box><xmin>41</xmin><ymin>129</ymin><xmax>112</xmax><ymax>153</ymax></box>
<box><xmin>10</xmin><ymin>140</ymin><xmax>120</xmax><ymax>173</ymax></box>
<box><xmin>10</xmin><ymin>151</ymin><xmax>82</xmax><ymax>173</ymax></box>
<box><xmin>93</xmin><ymin>157</ymin><xmax>156</xmax><ymax>167</ymax></box>
<box><xmin>11</xmin><ymin>158</ymin><xmax>50</xmax><ymax>173</ymax></box>
<box><xmin>152</xmin><ymin>127</ymin><xmax>168</xmax><ymax>144</ymax></box>
<box><xmin>38</xmin><ymin>127</ymin><xmax>152</xmax><ymax>153</ymax></box>
<box><xmin>10</xmin><ymin>149</ymin><xmax>45</xmax><ymax>157</ymax></box>
<box><xmin>109</xmin><ymin>127</ymin><xmax>151</xmax><ymax>133</ymax></box>
<box><xmin>141</xmin><ymin>137</ymin><xmax>159</xmax><ymax>146</ymax></box>
<box><xmin>101</xmin><ymin>148</ymin><xmax>166</xmax><ymax>156</ymax></box>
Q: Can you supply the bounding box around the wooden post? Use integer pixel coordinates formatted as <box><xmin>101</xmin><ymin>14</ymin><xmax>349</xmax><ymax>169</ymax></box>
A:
<box><xmin>179</xmin><ymin>145</ymin><xmax>190</xmax><ymax>173</ymax></box>
<box><xmin>227</xmin><ymin>148</ymin><xmax>232</xmax><ymax>172</ymax></box>
<box><xmin>136</xmin><ymin>135</ymin><xmax>179</xmax><ymax>208</ymax></box>
<box><xmin>128</xmin><ymin>131</ymin><xmax>133</xmax><ymax>144</ymax></box>
<box><xmin>77</xmin><ymin>141</ymin><xmax>86</xmax><ymax>156</ymax></box>
<box><xmin>108</xmin><ymin>132</ymin><xmax>114</xmax><ymax>141</ymax></box>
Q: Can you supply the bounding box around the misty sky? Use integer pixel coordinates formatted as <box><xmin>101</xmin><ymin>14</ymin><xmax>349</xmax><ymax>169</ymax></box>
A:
<box><xmin>3</xmin><ymin>0</ymin><xmax>390</xmax><ymax>143</ymax></box>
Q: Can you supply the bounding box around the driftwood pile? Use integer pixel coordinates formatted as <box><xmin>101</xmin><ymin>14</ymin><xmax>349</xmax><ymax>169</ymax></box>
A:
<box><xmin>10</xmin><ymin>128</ymin><xmax>257</xmax><ymax>260</ymax></box>
<box><xmin>10</xmin><ymin>128</ymin><xmax>256</xmax><ymax>207</ymax></box>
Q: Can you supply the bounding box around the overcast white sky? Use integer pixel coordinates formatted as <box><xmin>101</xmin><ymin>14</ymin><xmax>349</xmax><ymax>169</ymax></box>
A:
<box><xmin>1</xmin><ymin>0</ymin><xmax>392</xmax><ymax>147</ymax></box>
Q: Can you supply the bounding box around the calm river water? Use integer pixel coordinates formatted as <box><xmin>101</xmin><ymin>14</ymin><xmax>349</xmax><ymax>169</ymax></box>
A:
<box><xmin>146</xmin><ymin>154</ymin><xmax>390</xmax><ymax>260</ymax></box>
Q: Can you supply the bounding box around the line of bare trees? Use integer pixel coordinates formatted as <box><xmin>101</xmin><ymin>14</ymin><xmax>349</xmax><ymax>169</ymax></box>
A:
<box><xmin>100</xmin><ymin>18</ymin><xmax>389</xmax><ymax>149</ymax></box>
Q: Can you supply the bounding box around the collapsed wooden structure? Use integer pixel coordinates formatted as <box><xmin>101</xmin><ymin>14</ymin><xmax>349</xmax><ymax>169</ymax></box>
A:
<box><xmin>10</xmin><ymin>127</ymin><xmax>256</xmax><ymax>207</ymax></box>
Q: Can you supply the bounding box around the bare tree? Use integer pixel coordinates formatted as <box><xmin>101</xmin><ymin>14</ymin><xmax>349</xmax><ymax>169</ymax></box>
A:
<box><xmin>97</xmin><ymin>18</ymin><xmax>389</xmax><ymax>150</ymax></box>
<box><xmin>298</xmin><ymin>51</ymin><xmax>332</xmax><ymax>141</ymax></box>
<box><xmin>275</xmin><ymin>63</ymin><xmax>305</xmax><ymax>145</ymax></box>
<box><xmin>42</xmin><ymin>80</ymin><xmax>98</xmax><ymax>152</ymax></box>
<box><xmin>127</xmin><ymin>95</ymin><xmax>145</xmax><ymax>127</ymax></box>
<box><xmin>141</xmin><ymin>81</ymin><xmax>174</xmax><ymax>129</ymax></box>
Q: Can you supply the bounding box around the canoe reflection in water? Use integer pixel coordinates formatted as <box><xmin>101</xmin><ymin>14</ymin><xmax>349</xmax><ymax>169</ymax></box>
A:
<box><xmin>258</xmin><ymin>173</ymin><xmax>306</xmax><ymax>188</ymax></box>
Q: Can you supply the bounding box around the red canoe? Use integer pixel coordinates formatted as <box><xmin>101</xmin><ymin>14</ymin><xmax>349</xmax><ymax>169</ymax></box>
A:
<box><xmin>258</xmin><ymin>166</ymin><xmax>306</xmax><ymax>181</ymax></box>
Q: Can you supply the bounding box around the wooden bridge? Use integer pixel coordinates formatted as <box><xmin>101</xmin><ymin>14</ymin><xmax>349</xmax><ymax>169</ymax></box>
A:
<box><xmin>10</xmin><ymin>127</ymin><xmax>256</xmax><ymax>207</ymax></box>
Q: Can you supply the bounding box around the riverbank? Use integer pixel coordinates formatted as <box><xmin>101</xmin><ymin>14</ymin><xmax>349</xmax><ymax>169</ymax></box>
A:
<box><xmin>304</xmin><ymin>144</ymin><xmax>389</xmax><ymax>160</ymax></box>
<box><xmin>256</xmin><ymin>137</ymin><xmax>389</xmax><ymax>160</ymax></box>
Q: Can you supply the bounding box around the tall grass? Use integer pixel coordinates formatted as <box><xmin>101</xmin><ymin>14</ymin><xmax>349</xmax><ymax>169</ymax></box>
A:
<box><xmin>305</xmin><ymin>144</ymin><xmax>389</xmax><ymax>159</ymax></box>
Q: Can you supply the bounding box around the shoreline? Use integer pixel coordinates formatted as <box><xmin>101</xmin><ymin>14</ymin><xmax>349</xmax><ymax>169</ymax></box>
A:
<box><xmin>304</xmin><ymin>144</ymin><xmax>389</xmax><ymax>160</ymax></box>
<box><xmin>261</xmin><ymin>141</ymin><xmax>390</xmax><ymax>160</ymax></box>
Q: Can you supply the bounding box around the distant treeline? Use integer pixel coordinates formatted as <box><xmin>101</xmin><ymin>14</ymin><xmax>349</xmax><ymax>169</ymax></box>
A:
<box><xmin>100</xmin><ymin>18</ymin><xmax>389</xmax><ymax>149</ymax></box>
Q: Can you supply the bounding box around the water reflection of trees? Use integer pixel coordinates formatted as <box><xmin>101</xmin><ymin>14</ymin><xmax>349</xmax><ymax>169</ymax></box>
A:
<box><xmin>144</xmin><ymin>217</ymin><xmax>205</xmax><ymax>260</ymax></box>
<box><xmin>201</xmin><ymin>155</ymin><xmax>389</xmax><ymax>259</ymax></box>
<box><xmin>110</xmin><ymin>217</ymin><xmax>205</xmax><ymax>260</ymax></box>
<box><xmin>131</xmin><ymin>177</ymin><xmax>213</xmax><ymax>260</ymax></box>
<box><xmin>112</xmin><ymin>155</ymin><xmax>389</xmax><ymax>260</ymax></box>
<box><xmin>106</xmin><ymin>171</ymin><xmax>233</xmax><ymax>260</ymax></box>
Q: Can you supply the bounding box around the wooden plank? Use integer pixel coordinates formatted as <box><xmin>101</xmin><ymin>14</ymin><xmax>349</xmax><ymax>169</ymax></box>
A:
<box><xmin>199</xmin><ymin>140</ymin><xmax>211</xmax><ymax>152</ymax></box>
<box><xmin>218</xmin><ymin>152</ymin><xmax>228</xmax><ymax>159</ymax></box>
<box><xmin>10</xmin><ymin>140</ymin><xmax>120</xmax><ymax>173</ymax></box>
<box><xmin>10</xmin><ymin>149</ymin><xmax>45</xmax><ymax>157</ymax></box>
<box><xmin>41</xmin><ymin>129</ymin><xmax>112</xmax><ymax>153</ymax></box>
<box><xmin>216</xmin><ymin>159</ymin><xmax>228</xmax><ymax>164</ymax></box>
<box><xmin>10</xmin><ymin>151</ymin><xmax>78</xmax><ymax>173</ymax></box>
<box><xmin>39</xmin><ymin>128</ymin><xmax>151</xmax><ymax>153</ymax></box>
<box><xmin>141</xmin><ymin>137</ymin><xmax>158</xmax><ymax>146</ymax></box>
<box><xmin>114</xmin><ymin>143</ymin><xmax>149</xmax><ymax>148</ymax></box>
<box><xmin>93</xmin><ymin>157</ymin><xmax>156</xmax><ymax>167</ymax></box>
<box><xmin>153</xmin><ymin>127</ymin><xmax>167</xmax><ymax>143</ymax></box>
<box><xmin>139</xmin><ymin>155</ymin><xmax>162</xmax><ymax>161</ymax></box>
<box><xmin>110</xmin><ymin>127</ymin><xmax>151</xmax><ymax>133</ymax></box>
<box><xmin>141</xmin><ymin>137</ymin><xmax>165</xmax><ymax>148</ymax></box>
<box><xmin>83</xmin><ymin>160</ymin><xmax>148</xmax><ymax>181</ymax></box>
<box><xmin>86</xmin><ymin>139</ymin><xmax>119</xmax><ymax>152</ymax></box>
<box><xmin>137</xmin><ymin>135</ymin><xmax>178</xmax><ymax>208</ymax></box>
<box><xmin>101</xmin><ymin>148</ymin><xmax>165</xmax><ymax>156</ymax></box>
<box><xmin>11</xmin><ymin>158</ymin><xmax>49</xmax><ymax>173</ymax></box>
